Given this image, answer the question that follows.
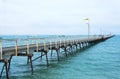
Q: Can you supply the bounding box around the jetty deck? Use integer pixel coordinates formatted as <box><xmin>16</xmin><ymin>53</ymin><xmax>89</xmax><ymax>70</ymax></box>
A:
<box><xmin>0</xmin><ymin>35</ymin><xmax>114</xmax><ymax>79</ymax></box>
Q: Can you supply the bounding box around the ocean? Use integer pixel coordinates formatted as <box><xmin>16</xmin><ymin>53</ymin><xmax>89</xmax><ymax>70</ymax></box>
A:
<box><xmin>0</xmin><ymin>35</ymin><xmax>120</xmax><ymax>79</ymax></box>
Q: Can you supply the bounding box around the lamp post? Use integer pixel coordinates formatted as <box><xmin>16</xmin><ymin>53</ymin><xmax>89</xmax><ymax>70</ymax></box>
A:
<box><xmin>84</xmin><ymin>18</ymin><xmax>90</xmax><ymax>41</ymax></box>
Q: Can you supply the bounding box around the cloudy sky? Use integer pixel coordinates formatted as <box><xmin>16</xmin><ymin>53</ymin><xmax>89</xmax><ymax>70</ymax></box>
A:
<box><xmin>0</xmin><ymin>0</ymin><xmax>120</xmax><ymax>35</ymax></box>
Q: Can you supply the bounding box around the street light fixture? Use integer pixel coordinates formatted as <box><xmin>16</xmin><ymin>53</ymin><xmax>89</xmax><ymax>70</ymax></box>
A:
<box><xmin>84</xmin><ymin>18</ymin><xmax>90</xmax><ymax>41</ymax></box>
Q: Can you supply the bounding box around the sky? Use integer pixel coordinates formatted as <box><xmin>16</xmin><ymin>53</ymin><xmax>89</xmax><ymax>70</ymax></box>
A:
<box><xmin>0</xmin><ymin>0</ymin><xmax>120</xmax><ymax>35</ymax></box>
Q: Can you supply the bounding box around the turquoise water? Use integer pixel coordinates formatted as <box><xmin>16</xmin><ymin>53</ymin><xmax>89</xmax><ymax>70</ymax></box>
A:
<box><xmin>1</xmin><ymin>35</ymin><xmax>120</xmax><ymax>79</ymax></box>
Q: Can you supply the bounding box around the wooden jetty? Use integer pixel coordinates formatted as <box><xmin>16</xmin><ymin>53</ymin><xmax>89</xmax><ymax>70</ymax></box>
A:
<box><xmin>0</xmin><ymin>35</ymin><xmax>114</xmax><ymax>79</ymax></box>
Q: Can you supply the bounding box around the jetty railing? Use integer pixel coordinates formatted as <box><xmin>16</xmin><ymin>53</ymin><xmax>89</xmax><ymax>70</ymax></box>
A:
<box><xmin>0</xmin><ymin>35</ymin><xmax>113</xmax><ymax>60</ymax></box>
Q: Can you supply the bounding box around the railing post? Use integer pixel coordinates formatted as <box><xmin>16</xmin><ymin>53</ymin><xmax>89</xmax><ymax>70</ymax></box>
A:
<box><xmin>44</xmin><ymin>38</ymin><xmax>46</xmax><ymax>50</ymax></box>
<box><xmin>66</xmin><ymin>37</ymin><xmax>68</xmax><ymax>46</ymax></box>
<box><xmin>55</xmin><ymin>40</ymin><xmax>58</xmax><ymax>48</ymax></box>
<box><xmin>69</xmin><ymin>40</ymin><xmax>71</xmax><ymax>45</ymax></box>
<box><xmin>72</xmin><ymin>39</ymin><xmax>74</xmax><ymax>45</ymax></box>
<box><xmin>64</xmin><ymin>39</ymin><xmax>66</xmax><ymax>47</ymax></box>
<box><xmin>0</xmin><ymin>40</ymin><xmax>2</xmax><ymax>59</ymax></box>
<box><xmin>27</xmin><ymin>39</ymin><xmax>30</xmax><ymax>54</ymax></box>
<box><xmin>60</xmin><ymin>39</ymin><xmax>61</xmax><ymax>47</ymax></box>
<box><xmin>15</xmin><ymin>40</ymin><xmax>18</xmax><ymax>56</ymax></box>
<box><xmin>50</xmin><ymin>39</ymin><xmax>52</xmax><ymax>50</ymax></box>
<box><xmin>74</xmin><ymin>39</ymin><xmax>75</xmax><ymax>44</ymax></box>
<box><xmin>36</xmin><ymin>39</ymin><xmax>39</xmax><ymax>52</ymax></box>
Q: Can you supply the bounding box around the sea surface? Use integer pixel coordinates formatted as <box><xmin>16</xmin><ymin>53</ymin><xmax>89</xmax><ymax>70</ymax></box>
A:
<box><xmin>0</xmin><ymin>35</ymin><xmax>120</xmax><ymax>79</ymax></box>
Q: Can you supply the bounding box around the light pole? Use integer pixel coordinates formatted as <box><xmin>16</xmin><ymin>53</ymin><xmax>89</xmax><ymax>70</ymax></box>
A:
<box><xmin>84</xmin><ymin>18</ymin><xmax>90</xmax><ymax>41</ymax></box>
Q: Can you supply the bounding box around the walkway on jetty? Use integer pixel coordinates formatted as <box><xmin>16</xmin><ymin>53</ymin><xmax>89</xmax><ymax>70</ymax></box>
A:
<box><xmin>0</xmin><ymin>35</ymin><xmax>114</xmax><ymax>79</ymax></box>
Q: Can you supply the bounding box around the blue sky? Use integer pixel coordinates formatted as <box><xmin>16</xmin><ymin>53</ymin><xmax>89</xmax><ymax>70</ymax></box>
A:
<box><xmin>0</xmin><ymin>0</ymin><xmax>120</xmax><ymax>35</ymax></box>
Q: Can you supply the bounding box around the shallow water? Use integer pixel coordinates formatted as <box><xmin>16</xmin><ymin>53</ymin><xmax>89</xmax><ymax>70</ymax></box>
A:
<box><xmin>1</xmin><ymin>35</ymin><xmax>120</xmax><ymax>79</ymax></box>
